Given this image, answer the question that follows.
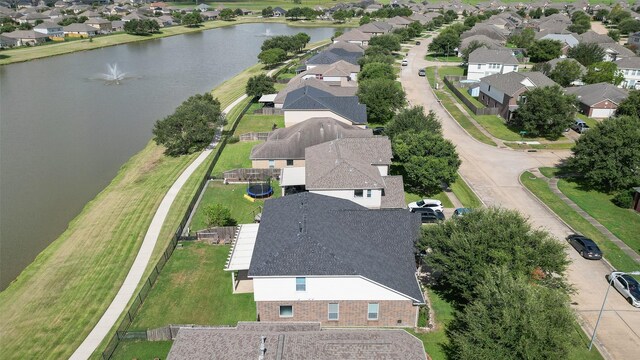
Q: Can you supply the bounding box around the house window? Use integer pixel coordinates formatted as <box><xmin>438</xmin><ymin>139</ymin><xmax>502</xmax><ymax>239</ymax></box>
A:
<box><xmin>279</xmin><ymin>305</ymin><xmax>293</xmax><ymax>318</ymax></box>
<box><xmin>488</xmin><ymin>85</ymin><xmax>491</xmax><ymax>92</ymax></box>
<box><xmin>367</xmin><ymin>303</ymin><xmax>379</xmax><ymax>320</ymax></box>
<box><xmin>296</xmin><ymin>277</ymin><xmax>306</xmax><ymax>291</ymax></box>
<box><xmin>328</xmin><ymin>303</ymin><xmax>339</xmax><ymax>320</ymax></box>
<box><xmin>477</xmin><ymin>64</ymin><xmax>482</xmax><ymax>69</ymax></box>
<box><xmin>315</xmin><ymin>74</ymin><xmax>323</xmax><ymax>80</ymax></box>
<box><xmin>366</xmin><ymin>189</ymin><xmax>372</xmax><ymax>198</ymax></box>
<box><xmin>354</xmin><ymin>189</ymin><xmax>363</xmax><ymax>197</ymax></box>
<box><xmin>286</xmin><ymin>159</ymin><xmax>294</xmax><ymax>166</ymax></box>
<box><xmin>268</xmin><ymin>160</ymin><xmax>275</xmax><ymax>168</ymax></box>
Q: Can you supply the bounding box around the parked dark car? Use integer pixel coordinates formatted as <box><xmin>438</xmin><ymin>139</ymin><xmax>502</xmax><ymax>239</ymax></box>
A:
<box><xmin>453</xmin><ymin>208</ymin><xmax>472</xmax><ymax>218</ymax></box>
<box><xmin>411</xmin><ymin>207</ymin><xmax>445</xmax><ymax>223</ymax></box>
<box><xmin>372</xmin><ymin>127</ymin><xmax>385</xmax><ymax>135</ymax></box>
<box><xmin>567</xmin><ymin>234</ymin><xmax>602</xmax><ymax>260</ymax></box>
<box><xmin>416</xmin><ymin>41</ymin><xmax>421</xmax><ymax>45</ymax></box>
<box><xmin>418</xmin><ymin>68</ymin><xmax>426</xmax><ymax>77</ymax></box>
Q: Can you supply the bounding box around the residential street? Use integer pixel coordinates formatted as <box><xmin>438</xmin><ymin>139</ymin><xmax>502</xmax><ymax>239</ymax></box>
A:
<box><xmin>400</xmin><ymin>37</ymin><xmax>640</xmax><ymax>360</ymax></box>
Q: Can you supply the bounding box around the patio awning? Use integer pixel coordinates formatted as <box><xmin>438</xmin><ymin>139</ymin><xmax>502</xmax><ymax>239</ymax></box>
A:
<box><xmin>280</xmin><ymin>167</ymin><xmax>306</xmax><ymax>187</ymax></box>
<box><xmin>258</xmin><ymin>94</ymin><xmax>277</xmax><ymax>103</ymax></box>
<box><xmin>225</xmin><ymin>223</ymin><xmax>259</xmax><ymax>271</ymax></box>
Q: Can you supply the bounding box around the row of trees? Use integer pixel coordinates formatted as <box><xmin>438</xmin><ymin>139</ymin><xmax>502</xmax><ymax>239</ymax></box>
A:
<box><xmin>418</xmin><ymin>207</ymin><xmax>574</xmax><ymax>359</ymax></box>
<box><xmin>258</xmin><ymin>33</ymin><xmax>311</xmax><ymax>67</ymax></box>
<box><xmin>123</xmin><ymin>19</ymin><xmax>160</xmax><ymax>36</ymax></box>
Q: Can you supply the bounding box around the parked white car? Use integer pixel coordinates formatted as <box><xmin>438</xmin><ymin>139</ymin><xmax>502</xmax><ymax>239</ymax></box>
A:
<box><xmin>610</xmin><ymin>272</ymin><xmax>640</xmax><ymax>307</ymax></box>
<box><xmin>408</xmin><ymin>199</ymin><xmax>443</xmax><ymax>212</ymax></box>
<box><xmin>401</xmin><ymin>59</ymin><xmax>408</xmax><ymax>66</ymax></box>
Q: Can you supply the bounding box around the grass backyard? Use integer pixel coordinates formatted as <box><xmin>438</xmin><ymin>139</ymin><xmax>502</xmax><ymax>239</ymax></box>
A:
<box><xmin>438</xmin><ymin>88</ymin><xmax>496</xmax><ymax>146</ymax></box>
<box><xmin>210</xmin><ymin>141</ymin><xmax>258</xmax><ymax>177</ymax></box>
<box><xmin>233</xmin><ymin>104</ymin><xmax>285</xmax><ymax>135</ymax></box>
<box><xmin>425</xmin><ymin>55</ymin><xmax>462</xmax><ymax>63</ymax></box>
<box><xmin>111</xmin><ymin>340</ymin><xmax>172</xmax><ymax>360</ymax></box>
<box><xmin>0</xmin><ymin>142</ymin><xmax>207</xmax><ymax>359</ymax></box>
<box><xmin>409</xmin><ymin>290</ymin><xmax>454</xmax><ymax>360</ymax></box>
<box><xmin>520</xmin><ymin>172</ymin><xmax>639</xmax><ymax>272</ymax></box>
<box><xmin>131</xmin><ymin>242</ymin><xmax>256</xmax><ymax>330</ymax></box>
<box><xmin>450</xmin><ymin>177</ymin><xmax>483</xmax><ymax>208</ymax></box>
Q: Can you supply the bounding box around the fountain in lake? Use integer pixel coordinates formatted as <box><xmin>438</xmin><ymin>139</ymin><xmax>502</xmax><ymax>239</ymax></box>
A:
<box><xmin>99</xmin><ymin>63</ymin><xmax>127</xmax><ymax>84</ymax></box>
<box><xmin>258</xmin><ymin>28</ymin><xmax>275</xmax><ymax>37</ymax></box>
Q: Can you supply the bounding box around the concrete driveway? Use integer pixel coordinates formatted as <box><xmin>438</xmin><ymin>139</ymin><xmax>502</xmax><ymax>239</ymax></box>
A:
<box><xmin>401</xmin><ymin>36</ymin><xmax>640</xmax><ymax>360</ymax></box>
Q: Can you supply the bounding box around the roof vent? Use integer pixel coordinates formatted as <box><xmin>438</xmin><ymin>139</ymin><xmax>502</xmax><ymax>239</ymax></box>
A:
<box><xmin>258</xmin><ymin>335</ymin><xmax>266</xmax><ymax>360</ymax></box>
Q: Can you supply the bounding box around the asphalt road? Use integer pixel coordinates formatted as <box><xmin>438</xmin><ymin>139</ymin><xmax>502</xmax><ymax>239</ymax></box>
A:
<box><xmin>400</xmin><ymin>37</ymin><xmax>640</xmax><ymax>360</ymax></box>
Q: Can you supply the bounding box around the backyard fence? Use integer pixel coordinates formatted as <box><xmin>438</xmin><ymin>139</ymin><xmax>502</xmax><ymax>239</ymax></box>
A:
<box><xmin>253</xmin><ymin>108</ymin><xmax>284</xmax><ymax>115</ymax></box>
<box><xmin>443</xmin><ymin>75</ymin><xmax>500</xmax><ymax>116</ymax></box>
<box><xmin>196</xmin><ymin>226</ymin><xmax>239</xmax><ymax>244</ymax></box>
<box><xmin>222</xmin><ymin>168</ymin><xmax>281</xmax><ymax>182</ymax></box>
<box><xmin>100</xmin><ymin>98</ymin><xmax>254</xmax><ymax>360</ymax></box>
<box><xmin>239</xmin><ymin>132</ymin><xmax>271</xmax><ymax>141</ymax></box>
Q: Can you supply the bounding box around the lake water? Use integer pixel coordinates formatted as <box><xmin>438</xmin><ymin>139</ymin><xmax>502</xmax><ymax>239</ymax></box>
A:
<box><xmin>0</xmin><ymin>23</ymin><xmax>336</xmax><ymax>290</ymax></box>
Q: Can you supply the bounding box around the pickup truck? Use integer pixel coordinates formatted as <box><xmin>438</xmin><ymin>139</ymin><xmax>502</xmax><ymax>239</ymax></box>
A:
<box><xmin>571</xmin><ymin>119</ymin><xmax>590</xmax><ymax>134</ymax></box>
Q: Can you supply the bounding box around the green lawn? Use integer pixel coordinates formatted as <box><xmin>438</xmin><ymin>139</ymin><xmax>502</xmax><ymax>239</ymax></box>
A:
<box><xmin>457</xmin><ymin>86</ymin><xmax>484</xmax><ymax>108</ymax></box>
<box><xmin>408</xmin><ymin>290</ymin><xmax>454</xmax><ymax>360</ymax></box>
<box><xmin>131</xmin><ymin>243</ymin><xmax>256</xmax><ymax>330</ymax></box>
<box><xmin>576</xmin><ymin>114</ymin><xmax>600</xmax><ymax>128</ymax></box>
<box><xmin>405</xmin><ymin>191</ymin><xmax>454</xmax><ymax>209</ymax></box>
<box><xmin>425</xmin><ymin>55</ymin><xmax>462</xmax><ymax>63</ymax></box>
<box><xmin>557</xmin><ymin>178</ymin><xmax>640</xmax><ymax>254</ymax></box>
<box><xmin>190</xmin><ymin>181</ymin><xmax>281</xmax><ymax>232</ymax></box>
<box><xmin>233</xmin><ymin>104</ymin><xmax>285</xmax><ymax>135</ymax></box>
<box><xmin>520</xmin><ymin>172</ymin><xmax>639</xmax><ymax>272</ymax></box>
<box><xmin>450</xmin><ymin>176</ymin><xmax>483</xmax><ymax>208</ymax></box>
<box><xmin>438</xmin><ymin>88</ymin><xmax>496</xmax><ymax>146</ymax></box>
<box><xmin>111</xmin><ymin>340</ymin><xmax>172</xmax><ymax>360</ymax></box>
<box><xmin>210</xmin><ymin>141</ymin><xmax>259</xmax><ymax>178</ymax></box>
<box><xmin>437</xmin><ymin>66</ymin><xmax>465</xmax><ymax>77</ymax></box>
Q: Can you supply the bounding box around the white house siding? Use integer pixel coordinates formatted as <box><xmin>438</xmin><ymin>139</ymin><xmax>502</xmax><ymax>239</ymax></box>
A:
<box><xmin>468</xmin><ymin>63</ymin><xmax>518</xmax><ymax>81</ymax></box>
<box><xmin>310</xmin><ymin>189</ymin><xmax>382</xmax><ymax>209</ymax></box>
<box><xmin>621</xmin><ymin>68</ymin><xmax>640</xmax><ymax>89</ymax></box>
<box><xmin>284</xmin><ymin>110</ymin><xmax>359</xmax><ymax>128</ymax></box>
<box><xmin>376</xmin><ymin>165</ymin><xmax>388</xmax><ymax>176</ymax></box>
<box><xmin>253</xmin><ymin>276</ymin><xmax>410</xmax><ymax>302</ymax></box>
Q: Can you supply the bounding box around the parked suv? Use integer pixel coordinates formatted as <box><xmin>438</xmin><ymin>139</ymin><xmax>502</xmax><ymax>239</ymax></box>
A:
<box><xmin>571</xmin><ymin>119</ymin><xmax>590</xmax><ymax>134</ymax></box>
<box><xmin>411</xmin><ymin>207</ymin><xmax>445</xmax><ymax>223</ymax></box>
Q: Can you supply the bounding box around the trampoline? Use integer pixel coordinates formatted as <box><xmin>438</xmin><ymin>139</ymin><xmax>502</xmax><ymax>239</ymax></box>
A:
<box><xmin>247</xmin><ymin>178</ymin><xmax>273</xmax><ymax>199</ymax></box>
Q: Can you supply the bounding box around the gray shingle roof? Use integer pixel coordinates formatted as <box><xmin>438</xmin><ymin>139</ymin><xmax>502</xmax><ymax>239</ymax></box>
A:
<box><xmin>250</xmin><ymin>118</ymin><xmax>373</xmax><ymax>160</ymax></box>
<box><xmin>615</xmin><ymin>56</ymin><xmax>640</xmax><ymax>69</ymax></box>
<box><xmin>482</xmin><ymin>71</ymin><xmax>557</xmax><ymax>97</ymax></box>
<box><xmin>304</xmin><ymin>60</ymin><xmax>360</xmax><ymax>77</ymax></box>
<box><xmin>468</xmin><ymin>48</ymin><xmax>518</xmax><ymax>65</ymax></box>
<box><xmin>547</xmin><ymin>58</ymin><xmax>586</xmax><ymax>74</ymax></box>
<box><xmin>63</xmin><ymin>23</ymin><xmax>97</xmax><ymax>32</ymax></box>
<box><xmin>334</xmin><ymin>29</ymin><xmax>371</xmax><ymax>42</ymax></box>
<box><xmin>305</xmin><ymin>137</ymin><xmax>392</xmax><ymax>190</ymax></box>
<box><xmin>168</xmin><ymin>325</ymin><xmax>427</xmax><ymax>360</ymax></box>
<box><xmin>459</xmin><ymin>35</ymin><xmax>503</xmax><ymax>52</ymax></box>
<box><xmin>461</xmin><ymin>23</ymin><xmax>508</xmax><ymax>41</ymax></box>
<box><xmin>274</xmin><ymin>76</ymin><xmax>358</xmax><ymax>106</ymax></box>
<box><xmin>325</xmin><ymin>41</ymin><xmax>365</xmax><ymax>54</ymax></box>
<box><xmin>306</xmin><ymin>48</ymin><xmax>362</xmax><ymax>66</ymax></box>
<box><xmin>283</xmin><ymin>86</ymin><xmax>367</xmax><ymax>125</ymax></box>
<box><xmin>380</xmin><ymin>175</ymin><xmax>407</xmax><ymax>209</ymax></box>
<box><xmin>578</xmin><ymin>30</ymin><xmax>614</xmax><ymax>44</ymax></box>
<box><xmin>248</xmin><ymin>192</ymin><xmax>424</xmax><ymax>303</ymax></box>
<box><xmin>565</xmin><ymin>83</ymin><xmax>629</xmax><ymax>106</ymax></box>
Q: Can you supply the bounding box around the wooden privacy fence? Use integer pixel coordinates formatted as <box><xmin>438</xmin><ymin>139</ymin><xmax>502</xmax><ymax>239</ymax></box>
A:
<box><xmin>196</xmin><ymin>226</ymin><xmax>238</xmax><ymax>244</ymax></box>
<box><xmin>239</xmin><ymin>132</ymin><xmax>271</xmax><ymax>141</ymax></box>
<box><xmin>147</xmin><ymin>324</ymin><xmax>233</xmax><ymax>341</ymax></box>
<box><xmin>253</xmin><ymin>108</ymin><xmax>284</xmax><ymax>115</ymax></box>
<box><xmin>223</xmin><ymin>168</ymin><xmax>281</xmax><ymax>182</ymax></box>
<box><xmin>443</xmin><ymin>75</ymin><xmax>500</xmax><ymax>116</ymax></box>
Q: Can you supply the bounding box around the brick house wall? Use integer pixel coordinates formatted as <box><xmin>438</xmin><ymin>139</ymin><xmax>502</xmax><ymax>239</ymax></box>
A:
<box><xmin>587</xmin><ymin>99</ymin><xmax>618</xmax><ymax>117</ymax></box>
<box><xmin>256</xmin><ymin>300</ymin><xmax>418</xmax><ymax>327</ymax></box>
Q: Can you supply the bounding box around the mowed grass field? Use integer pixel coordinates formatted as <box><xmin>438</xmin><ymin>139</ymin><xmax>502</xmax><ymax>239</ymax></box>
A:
<box><xmin>0</xmin><ymin>142</ymin><xmax>208</xmax><ymax>359</ymax></box>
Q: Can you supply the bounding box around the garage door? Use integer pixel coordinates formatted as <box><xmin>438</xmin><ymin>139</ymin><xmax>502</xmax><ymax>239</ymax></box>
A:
<box><xmin>591</xmin><ymin>108</ymin><xmax>614</xmax><ymax>118</ymax></box>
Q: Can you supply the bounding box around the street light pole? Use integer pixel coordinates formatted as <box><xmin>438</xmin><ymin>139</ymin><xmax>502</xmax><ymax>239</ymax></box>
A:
<box><xmin>589</xmin><ymin>270</ymin><xmax>640</xmax><ymax>351</ymax></box>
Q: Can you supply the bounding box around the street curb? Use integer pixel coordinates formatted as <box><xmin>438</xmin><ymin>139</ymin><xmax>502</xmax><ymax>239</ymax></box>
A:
<box><xmin>459</xmin><ymin>173</ymin><xmax>487</xmax><ymax>208</ymax></box>
<box><xmin>518</xmin><ymin>169</ymin><xmax>615</xmax><ymax>360</ymax></box>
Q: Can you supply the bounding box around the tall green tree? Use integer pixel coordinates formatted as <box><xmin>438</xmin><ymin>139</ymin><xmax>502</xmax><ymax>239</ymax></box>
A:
<box><xmin>526</xmin><ymin>39</ymin><xmax>563</xmax><ymax>62</ymax></box>
<box><xmin>385</xmin><ymin>106</ymin><xmax>442</xmax><ymax>140</ymax></box>
<box><xmin>359</xmin><ymin>15</ymin><xmax>370</xmax><ymax>25</ymax></box>
<box><xmin>257</xmin><ymin>48</ymin><xmax>287</xmax><ymax>67</ymax></box>
<box><xmin>567</xmin><ymin>116</ymin><xmax>640</xmax><ymax>192</ymax></box>
<box><xmin>418</xmin><ymin>208</ymin><xmax>569</xmax><ymax>304</ymax></box>
<box><xmin>368</xmin><ymin>34</ymin><xmax>401</xmax><ymax>52</ymax></box>
<box><xmin>219</xmin><ymin>8</ymin><xmax>235</xmax><ymax>20</ymax></box>
<box><xmin>508</xmin><ymin>28</ymin><xmax>535</xmax><ymax>48</ymax></box>
<box><xmin>245</xmin><ymin>74</ymin><xmax>275</xmax><ymax>98</ymax></box>
<box><xmin>511</xmin><ymin>85</ymin><xmax>577</xmax><ymax>139</ymax></box>
<box><xmin>359</xmin><ymin>62</ymin><xmax>396</xmax><ymax>81</ymax></box>
<box><xmin>357</xmin><ymin>78</ymin><xmax>406</xmax><ymax>123</ymax></box>
<box><xmin>152</xmin><ymin>93</ymin><xmax>224</xmax><ymax>156</ymax></box>
<box><xmin>618</xmin><ymin>19</ymin><xmax>640</xmax><ymax>34</ymax></box>
<box><xmin>615</xmin><ymin>90</ymin><xmax>640</xmax><ymax>118</ymax></box>
<box><xmin>392</xmin><ymin>131</ymin><xmax>460</xmax><ymax>195</ymax></box>
<box><xmin>548</xmin><ymin>59</ymin><xmax>583</xmax><ymax>87</ymax></box>
<box><xmin>583</xmin><ymin>61</ymin><xmax>624</xmax><ymax>85</ymax></box>
<box><xmin>204</xmin><ymin>204</ymin><xmax>237</xmax><ymax>228</ymax></box>
<box><xmin>568</xmin><ymin>42</ymin><xmax>605</xmax><ymax>66</ymax></box>
<box><xmin>445</xmin><ymin>267</ymin><xmax>574</xmax><ymax>360</ymax></box>
<box><xmin>609</xmin><ymin>4</ymin><xmax>631</xmax><ymax>24</ymax></box>
<box><xmin>181</xmin><ymin>12</ymin><xmax>202</xmax><ymax>27</ymax></box>
<box><xmin>428</xmin><ymin>29</ymin><xmax>460</xmax><ymax>56</ymax></box>
<box><xmin>568</xmin><ymin>11</ymin><xmax>591</xmax><ymax>34</ymax></box>
<box><xmin>608</xmin><ymin>29</ymin><xmax>621</xmax><ymax>42</ymax></box>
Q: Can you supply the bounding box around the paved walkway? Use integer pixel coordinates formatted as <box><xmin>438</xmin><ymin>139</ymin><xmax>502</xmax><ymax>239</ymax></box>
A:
<box><xmin>71</xmin><ymin>92</ymin><xmax>248</xmax><ymax>360</ymax></box>
<box><xmin>548</xmin><ymin>177</ymin><xmax>640</xmax><ymax>263</ymax></box>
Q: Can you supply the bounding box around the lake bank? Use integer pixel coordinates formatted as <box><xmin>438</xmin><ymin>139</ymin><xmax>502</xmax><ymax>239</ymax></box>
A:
<box><xmin>0</xmin><ymin>17</ymin><xmax>354</xmax><ymax>66</ymax></box>
<box><xmin>0</xmin><ymin>54</ymin><xmax>276</xmax><ymax>358</ymax></box>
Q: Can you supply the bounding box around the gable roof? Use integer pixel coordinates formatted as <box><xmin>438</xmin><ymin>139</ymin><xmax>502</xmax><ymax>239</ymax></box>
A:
<box><xmin>547</xmin><ymin>58</ymin><xmax>586</xmax><ymax>74</ymax></box>
<box><xmin>274</xmin><ymin>75</ymin><xmax>358</xmax><ymax>106</ymax></box>
<box><xmin>481</xmin><ymin>71</ymin><xmax>557</xmax><ymax>97</ymax></box>
<box><xmin>615</xmin><ymin>56</ymin><xmax>640</xmax><ymax>69</ymax></box>
<box><xmin>304</xmin><ymin>60</ymin><xmax>360</xmax><ymax>77</ymax></box>
<box><xmin>250</xmin><ymin>118</ymin><xmax>372</xmax><ymax>160</ymax></box>
<box><xmin>34</xmin><ymin>21</ymin><xmax>62</xmax><ymax>29</ymax></box>
<box><xmin>334</xmin><ymin>28</ymin><xmax>371</xmax><ymax>42</ymax></box>
<box><xmin>461</xmin><ymin>23</ymin><xmax>508</xmax><ymax>41</ymax></box>
<box><xmin>305</xmin><ymin>137</ymin><xmax>392</xmax><ymax>190</ymax></box>
<box><xmin>565</xmin><ymin>83</ymin><xmax>629</xmax><ymax>106</ymax></box>
<box><xmin>468</xmin><ymin>48</ymin><xmax>518</xmax><ymax>65</ymax></box>
<box><xmin>387</xmin><ymin>15</ymin><xmax>411</xmax><ymax>26</ymax></box>
<box><xmin>3</xmin><ymin>29</ymin><xmax>49</xmax><ymax>39</ymax></box>
<box><xmin>459</xmin><ymin>34</ymin><xmax>503</xmax><ymax>52</ymax></box>
<box><xmin>283</xmin><ymin>86</ymin><xmax>367</xmax><ymax>125</ymax></box>
<box><xmin>540</xmin><ymin>33</ymin><xmax>579</xmax><ymax>47</ymax></box>
<box><xmin>63</xmin><ymin>23</ymin><xmax>97</xmax><ymax>32</ymax></box>
<box><xmin>248</xmin><ymin>192</ymin><xmax>424</xmax><ymax>303</ymax></box>
<box><xmin>325</xmin><ymin>41</ymin><xmax>365</xmax><ymax>54</ymax></box>
<box><xmin>599</xmin><ymin>42</ymin><xmax>636</xmax><ymax>58</ymax></box>
<box><xmin>578</xmin><ymin>30</ymin><xmax>614</xmax><ymax>44</ymax></box>
<box><xmin>306</xmin><ymin>47</ymin><xmax>362</xmax><ymax>66</ymax></box>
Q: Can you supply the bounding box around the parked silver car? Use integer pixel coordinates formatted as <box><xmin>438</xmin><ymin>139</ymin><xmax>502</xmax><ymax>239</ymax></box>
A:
<box><xmin>610</xmin><ymin>272</ymin><xmax>640</xmax><ymax>307</ymax></box>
